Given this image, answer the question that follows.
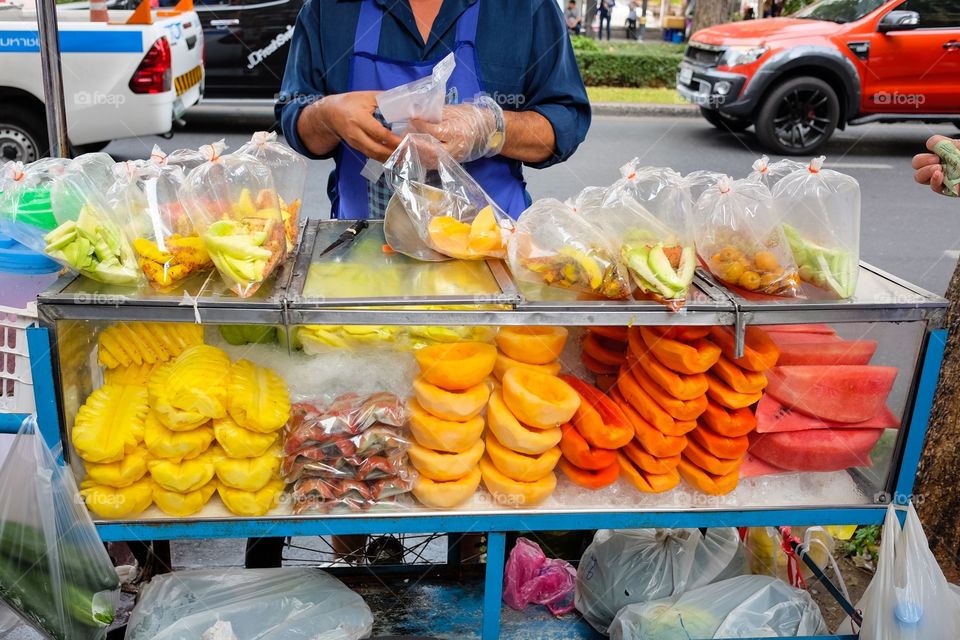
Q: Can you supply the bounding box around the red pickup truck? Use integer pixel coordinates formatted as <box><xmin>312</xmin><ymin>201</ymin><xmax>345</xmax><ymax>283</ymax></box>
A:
<box><xmin>677</xmin><ymin>0</ymin><xmax>960</xmax><ymax>154</ymax></box>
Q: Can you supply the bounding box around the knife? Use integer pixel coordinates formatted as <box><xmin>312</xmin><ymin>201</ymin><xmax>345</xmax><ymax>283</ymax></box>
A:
<box><xmin>318</xmin><ymin>220</ymin><xmax>368</xmax><ymax>257</ymax></box>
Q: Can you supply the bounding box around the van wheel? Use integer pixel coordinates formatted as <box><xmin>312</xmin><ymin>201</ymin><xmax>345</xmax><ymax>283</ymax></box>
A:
<box><xmin>0</xmin><ymin>106</ymin><xmax>48</xmax><ymax>162</ymax></box>
<box><xmin>700</xmin><ymin>107</ymin><xmax>752</xmax><ymax>132</ymax></box>
<box><xmin>756</xmin><ymin>76</ymin><xmax>839</xmax><ymax>155</ymax></box>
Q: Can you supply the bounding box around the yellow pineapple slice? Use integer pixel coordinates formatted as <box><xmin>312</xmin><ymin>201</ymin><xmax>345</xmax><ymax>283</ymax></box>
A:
<box><xmin>227</xmin><ymin>359</ymin><xmax>291</xmax><ymax>433</ymax></box>
<box><xmin>104</xmin><ymin>362</ymin><xmax>157</xmax><ymax>386</ymax></box>
<box><xmin>72</xmin><ymin>384</ymin><xmax>149</xmax><ymax>463</ymax></box>
<box><xmin>97</xmin><ymin>322</ymin><xmax>203</xmax><ymax>369</ymax></box>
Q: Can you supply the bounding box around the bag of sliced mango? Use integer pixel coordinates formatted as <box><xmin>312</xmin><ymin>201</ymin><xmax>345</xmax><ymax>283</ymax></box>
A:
<box><xmin>107</xmin><ymin>159</ymin><xmax>212</xmax><ymax>290</ymax></box>
<box><xmin>382</xmin><ymin>133</ymin><xmax>512</xmax><ymax>260</ymax></box>
<box><xmin>179</xmin><ymin>140</ymin><xmax>287</xmax><ymax>298</ymax></box>
<box><xmin>231</xmin><ymin>131</ymin><xmax>306</xmax><ymax>252</ymax></box>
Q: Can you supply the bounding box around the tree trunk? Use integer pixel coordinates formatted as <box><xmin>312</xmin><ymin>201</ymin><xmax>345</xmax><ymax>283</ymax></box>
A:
<box><xmin>914</xmin><ymin>260</ymin><xmax>960</xmax><ymax>583</ymax></box>
<box><xmin>692</xmin><ymin>0</ymin><xmax>736</xmax><ymax>34</ymax></box>
<box><xmin>584</xmin><ymin>1</ymin><xmax>598</xmax><ymax>37</ymax></box>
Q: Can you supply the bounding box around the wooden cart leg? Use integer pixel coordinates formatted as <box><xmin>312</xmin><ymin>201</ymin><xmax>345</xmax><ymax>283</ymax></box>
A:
<box><xmin>481</xmin><ymin>531</ymin><xmax>506</xmax><ymax>640</ymax></box>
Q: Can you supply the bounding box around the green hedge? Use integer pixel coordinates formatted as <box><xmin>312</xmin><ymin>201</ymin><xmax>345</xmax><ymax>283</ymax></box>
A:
<box><xmin>574</xmin><ymin>47</ymin><xmax>684</xmax><ymax>88</ymax></box>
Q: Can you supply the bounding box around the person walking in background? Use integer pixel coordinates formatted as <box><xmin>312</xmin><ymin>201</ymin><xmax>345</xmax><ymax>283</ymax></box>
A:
<box><xmin>566</xmin><ymin>0</ymin><xmax>583</xmax><ymax>35</ymax></box>
<box><xmin>597</xmin><ymin>0</ymin><xmax>614</xmax><ymax>40</ymax></box>
<box><xmin>626</xmin><ymin>0</ymin><xmax>639</xmax><ymax>40</ymax></box>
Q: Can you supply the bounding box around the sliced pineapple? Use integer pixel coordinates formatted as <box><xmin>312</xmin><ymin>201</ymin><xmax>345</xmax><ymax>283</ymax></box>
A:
<box><xmin>143</xmin><ymin>410</ymin><xmax>214</xmax><ymax>461</ymax></box>
<box><xmin>149</xmin><ymin>346</ymin><xmax>230</xmax><ymax>429</ymax></box>
<box><xmin>82</xmin><ymin>447</ymin><xmax>149</xmax><ymax>488</ymax></box>
<box><xmin>72</xmin><ymin>384</ymin><xmax>149</xmax><ymax>463</ymax></box>
<box><xmin>97</xmin><ymin>322</ymin><xmax>204</xmax><ymax>369</ymax></box>
<box><xmin>80</xmin><ymin>477</ymin><xmax>153</xmax><ymax>519</ymax></box>
<box><xmin>227</xmin><ymin>359</ymin><xmax>291</xmax><ymax>433</ymax></box>
<box><xmin>104</xmin><ymin>362</ymin><xmax>157</xmax><ymax>386</ymax></box>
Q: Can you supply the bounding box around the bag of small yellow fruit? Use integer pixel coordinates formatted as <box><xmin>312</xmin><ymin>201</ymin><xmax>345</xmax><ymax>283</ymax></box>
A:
<box><xmin>694</xmin><ymin>176</ymin><xmax>802</xmax><ymax>298</ymax></box>
<box><xmin>382</xmin><ymin>133</ymin><xmax>512</xmax><ymax>260</ymax></box>
<box><xmin>107</xmin><ymin>159</ymin><xmax>212</xmax><ymax>290</ymax></box>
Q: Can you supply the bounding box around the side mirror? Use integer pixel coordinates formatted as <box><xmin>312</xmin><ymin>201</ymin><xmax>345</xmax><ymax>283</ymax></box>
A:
<box><xmin>878</xmin><ymin>10</ymin><xmax>920</xmax><ymax>33</ymax></box>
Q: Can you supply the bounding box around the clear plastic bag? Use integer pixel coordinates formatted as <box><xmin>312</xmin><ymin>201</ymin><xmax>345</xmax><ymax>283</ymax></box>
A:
<box><xmin>179</xmin><ymin>141</ymin><xmax>287</xmax><ymax>297</ymax></box>
<box><xmin>0</xmin><ymin>418</ymin><xmax>120</xmax><ymax>640</ymax></box>
<box><xmin>841</xmin><ymin>504</ymin><xmax>960</xmax><ymax>640</ymax></box>
<box><xmin>286</xmin><ymin>392</ymin><xmax>408</xmax><ymax>440</ymax></box>
<box><xmin>383</xmin><ymin>133</ymin><xmax>511</xmax><ymax>259</ymax></box>
<box><xmin>289</xmin><ymin>475</ymin><xmax>413</xmax><ymax>514</ymax></box>
<box><xmin>772</xmin><ymin>156</ymin><xmax>860</xmax><ymax>298</ymax></box>
<box><xmin>583</xmin><ymin>162</ymin><xmax>698</xmax><ymax>310</ymax></box>
<box><xmin>508</xmin><ymin>198</ymin><xmax>632</xmax><ymax>299</ymax></box>
<box><xmin>71</xmin><ymin>152</ymin><xmax>116</xmax><ymax>193</ymax></box>
<box><xmin>695</xmin><ymin>175</ymin><xmax>801</xmax><ymax>297</ymax></box>
<box><xmin>151</xmin><ymin>145</ymin><xmax>206</xmax><ymax>172</ymax></box>
<box><xmin>503</xmin><ymin>537</ymin><xmax>577</xmax><ymax>616</ymax></box>
<box><xmin>108</xmin><ymin>160</ymin><xmax>212</xmax><ymax>290</ymax></box>
<box><xmin>610</xmin><ymin>574</ymin><xmax>828</xmax><ymax>639</ymax></box>
<box><xmin>377</xmin><ymin>52</ymin><xmax>455</xmax><ymax>131</ymax></box>
<box><xmin>125</xmin><ymin>567</ymin><xmax>374</xmax><ymax>640</ymax></box>
<box><xmin>575</xmin><ymin>528</ymin><xmax>747</xmax><ymax>634</ymax></box>
<box><xmin>746</xmin><ymin>526</ymin><xmax>842</xmax><ymax>586</ymax></box>
<box><xmin>232</xmin><ymin>131</ymin><xmax>307</xmax><ymax>252</ymax></box>
<box><xmin>748</xmin><ymin>155</ymin><xmax>805</xmax><ymax>188</ymax></box>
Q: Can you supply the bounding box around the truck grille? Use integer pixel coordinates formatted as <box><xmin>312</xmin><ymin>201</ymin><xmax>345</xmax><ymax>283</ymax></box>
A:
<box><xmin>175</xmin><ymin>65</ymin><xmax>203</xmax><ymax>96</ymax></box>
<box><xmin>684</xmin><ymin>42</ymin><xmax>724</xmax><ymax>67</ymax></box>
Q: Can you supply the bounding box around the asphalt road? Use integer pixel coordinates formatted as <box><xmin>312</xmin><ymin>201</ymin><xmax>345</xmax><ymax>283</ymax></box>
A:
<box><xmin>104</xmin><ymin>110</ymin><xmax>960</xmax><ymax>295</ymax></box>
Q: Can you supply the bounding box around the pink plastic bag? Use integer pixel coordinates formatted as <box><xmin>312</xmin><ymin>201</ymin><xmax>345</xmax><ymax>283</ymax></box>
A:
<box><xmin>503</xmin><ymin>537</ymin><xmax>577</xmax><ymax>616</ymax></box>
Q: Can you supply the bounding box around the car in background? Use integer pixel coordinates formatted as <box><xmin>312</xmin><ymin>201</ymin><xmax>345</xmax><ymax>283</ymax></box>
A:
<box><xmin>677</xmin><ymin>0</ymin><xmax>960</xmax><ymax>154</ymax></box>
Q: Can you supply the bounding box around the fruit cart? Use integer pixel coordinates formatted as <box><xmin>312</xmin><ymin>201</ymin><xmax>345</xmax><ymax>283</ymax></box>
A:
<box><xmin>26</xmin><ymin>218</ymin><xmax>947</xmax><ymax>640</ymax></box>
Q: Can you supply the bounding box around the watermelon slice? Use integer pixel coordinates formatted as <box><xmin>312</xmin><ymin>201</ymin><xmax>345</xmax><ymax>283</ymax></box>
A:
<box><xmin>748</xmin><ymin>428</ymin><xmax>883</xmax><ymax>472</ymax></box>
<box><xmin>765</xmin><ymin>365</ymin><xmax>897</xmax><ymax>423</ymax></box>
<box><xmin>768</xmin><ymin>332</ymin><xmax>842</xmax><ymax>345</ymax></box>
<box><xmin>755</xmin><ymin>395</ymin><xmax>900</xmax><ymax>433</ymax></box>
<box><xmin>766</xmin><ymin>324</ymin><xmax>836</xmax><ymax>335</ymax></box>
<box><xmin>740</xmin><ymin>452</ymin><xmax>790</xmax><ymax>478</ymax></box>
<box><xmin>773</xmin><ymin>339</ymin><xmax>878</xmax><ymax>366</ymax></box>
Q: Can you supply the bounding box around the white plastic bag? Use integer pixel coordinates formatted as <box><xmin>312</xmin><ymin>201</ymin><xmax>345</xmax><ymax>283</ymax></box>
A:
<box><xmin>125</xmin><ymin>567</ymin><xmax>374</xmax><ymax>640</ymax></box>
<box><xmin>843</xmin><ymin>504</ymin><xmax>960</xmax><ymax>640</ymax></box>
<box><xmin>610</xmin><ymin>574</ymin><xmax>828</xmax><ymax>639</ymax></box>
<box><xmin>377</xmin><ymin>52</ymin><xmax>455</xmax><ymax>131</ymax></box>
<box><xmin>0</xmin><ymin>418</ymin><xmax>121</xmax><ymax>640</ymax></box>
<box><xmin>748</xmin><ymin>155</ymin><xmax>804</xmax><ymax>188</ymax></box>
<box><xmin>695</xmin><ymin>175</ymin><xmax>801</xmax><ymax>297</ymax></box>
<box><xmin>773</xmin><ymin>156</ymin><xmax>860</xmax><ymax>298</ymax></box>
<box><xmin>575</xmin><ymin>528</ymin><xmax>746</xmax><ymax>634</ymax></box>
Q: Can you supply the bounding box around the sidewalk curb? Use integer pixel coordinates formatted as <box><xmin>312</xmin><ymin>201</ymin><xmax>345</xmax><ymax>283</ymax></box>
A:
<box><xmin>591</xmin><ymin>102</ymin><xmax>699</xmax><ymax>118</ymax></box>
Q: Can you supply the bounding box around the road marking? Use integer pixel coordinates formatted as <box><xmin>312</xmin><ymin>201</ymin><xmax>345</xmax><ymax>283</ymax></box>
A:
<box><xmin>943</xmin><ymin>250</ymin><xmax>960</xmax><ymax>260</ymax></box>
<box><xmin>825</xmin><ymin>162</ymin><xmax>893</xmax><ymax>170</ymax></box>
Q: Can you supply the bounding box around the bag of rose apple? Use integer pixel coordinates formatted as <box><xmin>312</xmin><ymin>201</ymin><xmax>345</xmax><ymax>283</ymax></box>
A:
<box><xmin>232</xmin><ymin>131</ymin><xmax>306</xmax><ymax>252</ymax></box>
<box><xmin>772</xmin><ymin>156</ymin><xmax>860</xmax><ymax>298</ymax></box>
<box><xmin>179</xmin><ymin>140</ymin><xmax>287</xmax><ymax>298</ymax></box>
<box><xmin>695</xmin><ymin>175</ymin><xmax>801</xmax><ymax>297</ymax></box>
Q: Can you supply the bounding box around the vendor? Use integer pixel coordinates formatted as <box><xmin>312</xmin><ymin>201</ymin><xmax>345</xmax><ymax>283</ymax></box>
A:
<box><xmin>275</xmin><ymin>0</ymin><xmax>591</xmax><ymax>219</ymax></box>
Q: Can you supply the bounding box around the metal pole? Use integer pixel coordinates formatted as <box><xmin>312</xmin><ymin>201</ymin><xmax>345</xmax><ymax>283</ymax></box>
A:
<box><xmin>35</xmin><ymin>0</ymin><xmax>71</xmax><ymax>158</ymax></box>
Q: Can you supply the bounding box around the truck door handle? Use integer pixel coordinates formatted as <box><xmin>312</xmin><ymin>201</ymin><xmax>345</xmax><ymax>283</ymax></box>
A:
<box><xmin>945</xmin><ymin>40</ymin><xmax>960</xmax><ymax>50</ymax></box>
<box><xmin>210</xmin><ymin>19</ymin><xmax>239</xmax><ymax>27</ymax></box>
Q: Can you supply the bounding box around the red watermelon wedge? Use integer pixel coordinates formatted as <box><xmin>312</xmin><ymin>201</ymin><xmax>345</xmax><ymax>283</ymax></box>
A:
<box><xmin>765</xmin><ymin>365</ymin><xmax>898</xmax><ymax>423</ymax></box>
<box><xmin>755</xmin><ymin>395</ymin><xmax>900</xmax><ymax>433</ymax></box>
<box><xmin>769</xmin><ymin>332</ymin><xmax>842</xmax><ymax>346</ymax></box>
<box><xmin>773</xmin><ymin>340</ymin><xmax>878</xmax><ymax>366</ymax></box>
<box><xmin>740</xmin><ymin>452</ymin><xmax>790</xmax><ymax>478</ymax></box>
<box><xmin>748</xmin><ymin>428</ymin><xmax>883</xmax><ymax>472</ymax></box>
<box><xmin>766</xmin><ymin>324</ymin><xmax>836</xmax><ymax>335</ymax></box>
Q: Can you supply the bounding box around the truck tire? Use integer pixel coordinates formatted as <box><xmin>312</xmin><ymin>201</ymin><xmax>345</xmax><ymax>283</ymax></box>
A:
<box><xmin>0</xmin><ymin>106</ymin><xmax>48</xmax><ymax>163</ymax></box>
<box><xmin>700</xmin><ymin>107</ymin><xmax>752</xmax><ymax>133</ymax></box>
<box><xmin>755</xmin><ymin>76</ymin><xmax>839</xmax><ymax>156</ymax></box>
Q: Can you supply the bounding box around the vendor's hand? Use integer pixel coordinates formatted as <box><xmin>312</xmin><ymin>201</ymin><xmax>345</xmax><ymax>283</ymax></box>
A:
<box><xmin>912</xmin><ymin>135</ymin><xmax>959</xmax><ymax>196</ymax></box>
<box><xmin>409</xmin><ymin>96</ymin><xmax>505</xmax><ymax>163</ymax></box>
<box><xmin>303</xmin><ymin>91</ymin><xmax>401</xmax><ymax>162</ymax></box>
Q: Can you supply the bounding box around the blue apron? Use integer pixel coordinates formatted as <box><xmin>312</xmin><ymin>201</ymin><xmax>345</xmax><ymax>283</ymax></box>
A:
<box><xmin>335</xmin><ymin>0</ymin><xmax>529</xmax><ymax>220</ymax></box>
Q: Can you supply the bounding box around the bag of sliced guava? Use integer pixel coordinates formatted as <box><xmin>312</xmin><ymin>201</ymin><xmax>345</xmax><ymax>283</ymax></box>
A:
<box><xmin>747</xmin><ymin>155</ymin><xmax>804</xmax><ymax>188</ymax></box>
<box><xmin>382</xmin><ymin>133</ymin><xmax>511</xmax><ymax>260</ymax></box>
<box><xmin>179</xmin><ymin>140</ymin><xmax>287</xmax><ymax>298</ymax></box>
<box><xmin>507</xmin><ymin>198</ymin><xmax>632</xmax><ymax>299</ymax></box>
<box><xmin>107</xmin><ymin>160</ymin><xmax>212</xmax><ymax>290</ymax></box>
<box><xmin>232</xmin><ymin>132</ymin><xmax>306</xmax><ymax>252</ymax></box>
<box><xmin>772</xmin><ymin>156</ymin><xmax>860</xmax><ymax>298</ymax></box>
<box><xmin>580</xmin><ymin>161</ymin><xmax>698</xmax><ymax>311</ymax></box>
<box><xmin>695</xmin><ymin>175</ymin><xmax>801</xmax><ymax>297</ymax></box>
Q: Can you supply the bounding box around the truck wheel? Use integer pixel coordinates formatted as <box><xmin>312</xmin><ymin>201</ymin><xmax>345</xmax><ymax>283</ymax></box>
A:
<box><xmin>756</xmin><ymin>76</ymin><xmax>839</xmax><ymax>155</ymax></box>
<box><xmin>0</xmin><ymin>106</ymin><xmax>48</xmax><ymax>163</ymax></box>
<box><xmin>700</xmin><ymin>107</ymin><xmax>752</xmax><ymax>133</ymax></box>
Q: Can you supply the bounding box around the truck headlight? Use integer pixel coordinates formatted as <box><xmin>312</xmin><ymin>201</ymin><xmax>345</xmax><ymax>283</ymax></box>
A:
<box><xmin>720</xmin><ymin>46</ymin><xmax>768</xmax><ymax>68</ymax></box>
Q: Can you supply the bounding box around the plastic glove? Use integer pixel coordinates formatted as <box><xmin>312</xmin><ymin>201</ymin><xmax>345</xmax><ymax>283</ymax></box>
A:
<box><xmin>410</xmin><ymin>95</ymin><xmax>505</xmax><ymax>163</ymax></box>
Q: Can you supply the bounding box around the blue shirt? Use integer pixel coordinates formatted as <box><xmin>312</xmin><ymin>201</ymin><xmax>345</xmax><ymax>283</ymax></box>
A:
<box><xmin>275</xmin><ymin>0</ymin><xmax>591</xmax><ymax>203</ymax></box>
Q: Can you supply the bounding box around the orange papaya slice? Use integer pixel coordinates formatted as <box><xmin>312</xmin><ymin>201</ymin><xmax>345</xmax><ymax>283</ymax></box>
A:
<box><xmin>590</xmin><ymin>326</ymin><xmax>629</xmax><ymax>342</ymax></box>
<box><xmin>493</xmin><ymin>353</ymin><xmax>561</xmax><ymax>381</ymax></box>
<box><xmin>557</xmin><ymin>456</ymin><xmax>619</xmax><ymax>489</ymax></box>
<box><xmin>617</xmin><ymin>452</ymin><xmax>680</xmax><ymax>493</ymax></box>
<box><xmin>658</xmin><ymin>326</ymin><xmax>711</xmax><ymax>341</ymax></box>
<box><xmin>413</xmin><ymin>377</ymin><xmax>490</xmax><ymax>421</ymax></box>
<box><xmin>487</xmin><ymin>389</ymin><xmax>562</xmax><ymax>455</ymax></box>
<box><xmin>408</xmin><ymin>399</ymin><xmax>484</xmax><ymax>454</ymax></box>
<box><xmin>502</xmin><ymin>368</ymin><xmax>580</xmax><ymax>429</ymax></box>
<box><xmin>480</xmin><ymin>455</ymin><xmax>556</xmax><ymax>507</ymax></box>
<box><xmin>634</xmin><ymin>350</ymin><xmax>709</xmax><ymax>401</ymax></box>
<box><xmin>678</xmin><ymin>458</ymin><xmax>739</xmax><ymax>495</ymax></box>
<box><xmin>581</xmin><ymin>350</ymin><xmax>619</xmax><ymax>375</ymax></box>
<box><xmin>682</xmin><ymin>437</ymin><xmax>742</xmax><ymax>476</ymax></box>
<box><xmin>615</xmin><ymin>364</ymin><xmax>685</xmax><ymax>435</ymax></box>
<box><xmin>485</xmin><ymin>432</ymin><xmax>560</xmax><ymax>483</ymax></box>
<box><xmin>496</xmin><ymin>326</ymin><xmax>568</xmax><ymax>365</ymax></box>
<box><xmin>700</xmin><ymin>401</ymin><xmax>757</xmax><ymax>437</ymax></box>
<box><xmin>711</xmin><ymin>355</ymin><xmax>768</xmax><ymax>394</ymax></box>
<box><xmin>630</xmin><ymin>366</ymin><xmax>708</xmax><ymax>422</ymax></box>
<box><xmin>559</xmin><ymin>375</ymin><xmax>634</xmax><ymax>449</ymax></box>
<box><xmin>559</xmin><ymin>422</ymin><xmax>618</xmax><ymax>470</ymax></box>
<box><xmin>415</xmin><ymin>342</ymin><xmax>497</xmax><ymax>390</ymax></box>
<box><xmin>582</xmin><ymin>332</ymin><xmax>627</xmax><ymax>367</ymax></box>
<box><xmin>689</xmin><ymin>424</ymin><xmax>749</xmax><ymax>460</ymax></box>
<box><xmin>621</xmin><ymin>439</ymin><xmax>681</xmax><ymax>475</ymax></box>
<box><xmin>705</xmin><ymin>372</ymin><xmax>763</xmax><ymax>410</ymax></box>
<box><xmin>636</xmin><ymin>327</ymin><xmax>721</xmax><ymax>375</ymax></box>
<box><xmin>709</xmin><ymin>327</ymin><xmax>779</xmax><ymax>372</ymax></box>
<box><xmin>609</xmin><ymin>388</ymin><xmax>688</xmax><ymax>458</ymax></box>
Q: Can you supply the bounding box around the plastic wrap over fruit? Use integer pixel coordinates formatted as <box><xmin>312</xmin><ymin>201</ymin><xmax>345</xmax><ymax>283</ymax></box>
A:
<box><xmin>695</xmin><ymin>176</ymin><xmax>801</xmax><ymax>297</ymax></box>
<box><xmin>382</xmin><ymin>133</ymin><xmax>512</xmax><ymax>259</ymax></box>
<box><xmin>232</xmin><ymin>131</ymin><xmax>306</xmax><ymax>252</ymax></box>
<box><xmin>503</xmin><ymin>537</ymin><xmax>577</xmax><ymax>616</ymax></box>
<box><xmin>179</xmin><ymin>140</ymin><xmax>287</xmax><ymax>297</ymax></box>
<box><xmin>773</xmin><ymin>156</ymin><xmax>860</xmax><ymax>298</ymax></box>
<box><xmin>508</xmin><ymin>198</ymin><xmax>631</xmax><ymax>299</ymax></box>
